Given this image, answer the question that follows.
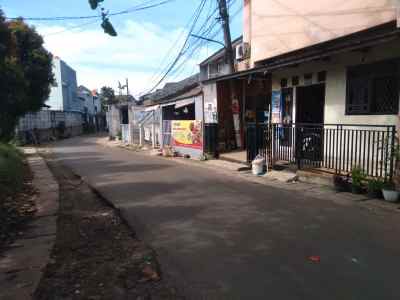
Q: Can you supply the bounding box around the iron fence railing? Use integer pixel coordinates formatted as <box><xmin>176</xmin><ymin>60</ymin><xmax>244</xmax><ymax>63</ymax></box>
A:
<box><xmin>204</xmin><ymin>123</ymin><xmax>219</xmax><ymax>158</ymax></box>
<box><xmin>247</xmin><ymin>123</ymin><xmax>396</xmax><ymax>180</ymax></box>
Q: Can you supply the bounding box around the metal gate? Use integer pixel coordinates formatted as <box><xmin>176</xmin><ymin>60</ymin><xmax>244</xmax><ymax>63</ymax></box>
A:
<box><xmin>247</xmin><ymin>123</ymin><xmax>396</xmax><ymax>180</ymax></box>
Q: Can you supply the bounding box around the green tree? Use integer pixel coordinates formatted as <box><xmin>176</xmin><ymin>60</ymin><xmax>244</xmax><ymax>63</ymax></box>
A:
<box><xmin>0</xmin><ymin>11</ymin><xmax>54</xmax><ymax>141</ymax></box>
<box><xmin>100</xmin><ymin>86</ymin><xmax>117</xmax><ymax>111</ymax></box>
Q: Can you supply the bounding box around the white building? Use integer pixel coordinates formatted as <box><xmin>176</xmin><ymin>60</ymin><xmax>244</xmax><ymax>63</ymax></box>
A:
<box><xmin>46</xmin><ymin>57</ymin><xmax>82</xmax><ymax>112</ymax></box>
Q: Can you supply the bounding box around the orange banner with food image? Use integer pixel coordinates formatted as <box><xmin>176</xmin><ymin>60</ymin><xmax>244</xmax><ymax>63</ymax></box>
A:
<box><xmin>171</xmin><ymin>120</ymin><xmax>203</xmax><ymax>149</ymax></box>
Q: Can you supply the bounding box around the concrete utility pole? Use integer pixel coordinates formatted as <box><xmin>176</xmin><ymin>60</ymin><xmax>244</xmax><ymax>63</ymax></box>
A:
<box><xmin>218</xmin><ymin>0</ymin><xmax>242</xmax><ymax>148</ymax></box>
<box><xmin>217</xmin><ymin>0</ymin><xmax>235</xmax><ymax>73</ymax></box>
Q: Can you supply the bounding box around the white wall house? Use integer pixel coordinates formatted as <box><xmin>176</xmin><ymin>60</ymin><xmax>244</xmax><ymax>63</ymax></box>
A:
<box><xmin>270</xmin><ymin>38</ymin><xmax>400</xmax><ymax>127</ymax></box>
<box><xmin>198</xmin><ymin>1</ymin><xmax>400</xmax><ymax>178</ymax></box>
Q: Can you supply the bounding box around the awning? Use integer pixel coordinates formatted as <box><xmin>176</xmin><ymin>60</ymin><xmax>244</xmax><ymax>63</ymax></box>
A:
<box><xmin>144</xmin><ymin>105</ymin><xmax>159</xmax><ymax>112</ymax></box>
<box><xmin>202</xmin><ymin>66</ymin><xmax>268</xmax><ymax>84</ymax></box>
<box><xmin>174</xmin><ymin>98</ymin><xmax>195</xmax><ymax>109</ymax></box>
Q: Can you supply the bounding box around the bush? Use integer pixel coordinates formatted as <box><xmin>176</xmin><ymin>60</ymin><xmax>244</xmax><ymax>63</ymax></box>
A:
<box><xmin>0</xmin><ymin>143</ymin><xmax>24</xmax><ymax>197</ymax></box>
<box><xmin>367</xmin><ymin>179</ymin><xmax>384</xmax><ymax>198</ymax></box>
<box><xmin>351</xmin><ymin>166</ymin><xmax>366</xmax><ymax>194</ymax></box>
<box><xmin>351</xmin><ymin>166</ymin><xmax>365</xmax><ymax>187</ymax></box>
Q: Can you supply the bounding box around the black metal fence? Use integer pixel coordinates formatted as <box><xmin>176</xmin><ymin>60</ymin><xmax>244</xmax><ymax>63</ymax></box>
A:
<box><xmin>247</xmin><ymin>123</ymin><xmax>397</xmax><ymax>180</ymax></box>
<box><xmin>204</xmin><ymin>123</ymin><xmax>219</xmax><ymax>158</ymax></box>
<box><xmin>246</xmin><ymin>123</ymin><xmax>268</xmax><ymax>163</ymax></box>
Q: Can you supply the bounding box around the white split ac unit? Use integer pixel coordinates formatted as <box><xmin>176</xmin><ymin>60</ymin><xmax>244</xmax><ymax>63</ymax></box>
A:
<box><xmin>235</xmin><ymin>42</ymin><xmax>250</xmax><ymax>61</ymax></box>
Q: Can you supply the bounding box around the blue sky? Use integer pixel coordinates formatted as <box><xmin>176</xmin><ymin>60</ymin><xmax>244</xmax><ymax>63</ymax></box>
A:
<box><xmin>0</xmin><ymin>0</ymin><xmax>243</xmax><ymax>95</ymax></box>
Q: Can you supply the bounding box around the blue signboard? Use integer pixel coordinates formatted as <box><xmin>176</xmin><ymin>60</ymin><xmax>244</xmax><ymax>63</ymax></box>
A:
<box><xmin>271</xmin><ymin>91</ymin><xmax>281</xmax><ymax>123</ymax></box>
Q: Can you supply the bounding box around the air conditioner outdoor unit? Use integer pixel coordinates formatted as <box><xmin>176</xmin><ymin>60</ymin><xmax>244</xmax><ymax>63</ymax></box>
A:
<box><xmin>236</xmin><ymin>42</ymin><xmax>250</xmax><ymax>61</ymax></box>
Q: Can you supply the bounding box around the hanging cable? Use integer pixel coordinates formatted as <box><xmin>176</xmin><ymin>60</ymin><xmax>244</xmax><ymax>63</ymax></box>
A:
<box><xmin>139</xmin><ymin>0</ymin><xmax>208</xmax><ymax>96</ymax></box>
<box><xmin>5</xmin><ymin>0</ymin><xmax>175</xmax><ymax>21</ymax></box>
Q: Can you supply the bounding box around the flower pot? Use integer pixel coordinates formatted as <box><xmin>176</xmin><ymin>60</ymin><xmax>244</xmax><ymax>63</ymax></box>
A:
<box><xmin>382</xmin><ymin>189</ymin><xmax>399</xmax><ymax>203</ymax></box>
<box><xmin>367</xmin><ymin>190</ymin><xmax>382</xmax><ymax>199</ymax></box>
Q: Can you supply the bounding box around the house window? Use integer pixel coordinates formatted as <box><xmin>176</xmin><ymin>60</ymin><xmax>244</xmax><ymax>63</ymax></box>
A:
<box><xmin>209</xmin><ymin>63</ymin><xmax>218</xmax><ymax>76</ymax></box>
<box><xmin>209</xmin><ymin>60</ymin><xmax>223</xmax><ymax>77</ymax></box>
<box><xmin>346</xmin><ymin>60</ymin><xmax>399</xmax><ymax>115</ymax></box>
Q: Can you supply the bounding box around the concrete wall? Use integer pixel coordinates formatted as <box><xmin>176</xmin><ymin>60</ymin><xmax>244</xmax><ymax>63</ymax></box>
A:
<box><xmin>203</xmin><ymin>83</ymin><xmax>218</xmax><ymax>124</ymax></box>
<box><xmin>270</xmin><ymin>39</ymin><xmax>400</xmax><ymax>126</ymax></box>
<box><xmin>108</xmin><ymin>105</ymin><xmax>121</xmax><ymax>138</ymax></box>
<box><xmin>244</xmin><ymin>0</ymin><xmax>397</xmax><ymax>67</ymax></box>
<box><xmin>16</xmin><ymin>110</ymin><xmax>83</xmax><ymax>144</ymax></box>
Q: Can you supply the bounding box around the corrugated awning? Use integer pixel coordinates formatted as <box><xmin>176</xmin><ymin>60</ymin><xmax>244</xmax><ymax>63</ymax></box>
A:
<box><xmin>174</xmin><ymin>98</ymin><xmax>195</xmax><ymax>109</ymax></box>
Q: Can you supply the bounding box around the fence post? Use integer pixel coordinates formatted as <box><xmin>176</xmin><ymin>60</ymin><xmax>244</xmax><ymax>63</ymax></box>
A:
<box><xmin>296</xmin><ymin>124</ymin><xmax>302</xmax><ymax>170</ymax></box>
<box><xmin>152</xmin><ymin>123</ymin><xmax>156</xmax><ymax>148</ymax></box>
<box><xmin>389</xmin><ymin>125</ymin><xmax>396</xmax><ymax>181</ymax></box>
<box><xmin>139</xmin><ymin>124</ymin><xmax>143</xmax><ymax>146</ymax></box>
<box><xmin>335</xmin><ymin>124</ymin><xmax>340</xmax><ymax>174</ymax></box>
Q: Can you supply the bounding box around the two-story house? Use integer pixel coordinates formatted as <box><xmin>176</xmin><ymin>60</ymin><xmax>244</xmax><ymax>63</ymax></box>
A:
<box><xmin>202</xmin><ymin>0</ymin><xmax>400</xmax><ymax>180</ymax></box>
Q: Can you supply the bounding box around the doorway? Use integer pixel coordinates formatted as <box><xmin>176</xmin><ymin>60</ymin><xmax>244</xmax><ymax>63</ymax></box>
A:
<box><xmin>295</xmin><ymin>84</ymin><xmax>326</xmax><ymax>163</ymax></box>
<box><xmin>296</xmin><ymin>83</ymin><xmax>325</xmax><ymax>124</ymax></box>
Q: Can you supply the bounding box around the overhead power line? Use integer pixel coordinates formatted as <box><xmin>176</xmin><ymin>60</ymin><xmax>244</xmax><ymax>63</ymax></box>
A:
<box><xmin>6</xmin><ymin>0</ymin><xmax>175</xmax><ymax>21</ymax></box>
<box><xmin>138</xmin><ymin>0</ymin><xmax>234</xmax><ymax>96</ymax></box>
<box><xmin>42</xmin><ymin>19</ymin><xmax>101</xmax><ymax>37</ymax></box>
<box><xmin>140</xmin><ymin>0</ymin><xmax>240</xmax><ymax>94</ymax></box>
<box><xmin>140</xmin><ymin>0</ymin><xmax>208</xmax><ymax>96</ymax></box>
<box><xmin>168</xmin><ymin>2</ymin><xmax>241</xmax><ymax>82</ymax></box>
<box><xmin>141</xmin><ymin>0</ymin><xmax>214</xmax><ymax>90</ymax></box>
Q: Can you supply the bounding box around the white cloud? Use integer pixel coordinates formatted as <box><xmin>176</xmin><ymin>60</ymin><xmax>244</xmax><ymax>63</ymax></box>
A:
<box><xmin>36</xmin><ymin>20</ymin><xmax>211</xmax><ymax>96</ymax></box>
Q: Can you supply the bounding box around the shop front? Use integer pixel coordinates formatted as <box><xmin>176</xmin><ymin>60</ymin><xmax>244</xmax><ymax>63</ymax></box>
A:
<box><xmin>160</xmin><ymin>88</ymin><xmax>204</xmax><ymax>158</ymax></box>
<box><xmin>202</xmin><ymin>69</ymin><xmax>271</xmax><ymax>163</ymax></box>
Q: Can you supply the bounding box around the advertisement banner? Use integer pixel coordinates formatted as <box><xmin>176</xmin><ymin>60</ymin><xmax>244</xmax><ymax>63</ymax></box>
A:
<box><xmin>171</xmin><ymin>120</ymin><xmax>203</xmax><ymax>150</ymax></box>
<box><xmin>271</xmin><ymin>90</ymin><xmax>282</xmax><ymax>124</ymax></box>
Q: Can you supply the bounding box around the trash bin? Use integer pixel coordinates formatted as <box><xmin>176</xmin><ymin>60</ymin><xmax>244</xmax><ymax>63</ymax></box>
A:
<box><xmin>252</xmin><ymin>156</ymin><xmax>265</xmax><ymax>176</ymax></box>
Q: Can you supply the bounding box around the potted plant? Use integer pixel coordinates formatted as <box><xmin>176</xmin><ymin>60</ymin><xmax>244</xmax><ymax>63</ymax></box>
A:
<box><xmin>333</xmin><ymin>173</ymin><xmax>350</xmax><ymax>192</ymax></box>
<box><xmin>382</xmin><ymin>181</ymin><xmax>399</xmax><ymax>203</ymax></box>
<box><xmin>367</xmin><ymin>178</ymin><xmax>384</xmax><ymax>199</ymax></box>
<box><xmin>351</xmin><ymin>166</ymin><xmax>365</xmax><ymax>194</ymax></box>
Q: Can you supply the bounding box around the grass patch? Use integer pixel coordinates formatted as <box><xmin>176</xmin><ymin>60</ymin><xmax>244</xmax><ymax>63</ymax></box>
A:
<box><xmin>0</xmin><ymin>143</ymin><xmax>25</xmax><ymax>198</ymax></box>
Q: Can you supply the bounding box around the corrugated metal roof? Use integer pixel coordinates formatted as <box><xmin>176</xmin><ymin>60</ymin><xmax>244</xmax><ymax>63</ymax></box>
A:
<box><xmin>141</xmin><ymin>73</ymin><xmax>200</xmax><ymax>105</ymax></box>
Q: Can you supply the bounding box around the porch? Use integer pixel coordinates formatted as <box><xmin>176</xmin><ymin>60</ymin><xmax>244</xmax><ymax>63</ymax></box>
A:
<box><xmin>247</xmin><ymin>123</ymin><xmax>397</xmax><ymax>180</ymax></box>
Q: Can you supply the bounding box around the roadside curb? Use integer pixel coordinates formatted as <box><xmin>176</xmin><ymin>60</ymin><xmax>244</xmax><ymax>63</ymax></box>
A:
<box><xmin>0</xmin><ymin>148</ymin><xmax>59</xmax><ymax>300</ymax></box>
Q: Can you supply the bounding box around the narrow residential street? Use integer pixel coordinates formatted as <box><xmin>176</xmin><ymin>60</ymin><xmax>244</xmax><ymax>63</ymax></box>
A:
<box><xmin>47</xmin><ymin>135</ymin><xmax>400</xmax><ymax>300</ymax></box>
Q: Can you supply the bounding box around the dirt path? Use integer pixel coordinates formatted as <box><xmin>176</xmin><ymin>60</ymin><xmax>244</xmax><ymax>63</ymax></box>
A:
<box><xmin>0</xmin><ymin>160</ymin><xmax>36</xmax><ymax>253</ymax></box>
<box><xmin>34</xmin><ymin>153</ymin><xmax>182</xmax><ymax>300</ymax></box>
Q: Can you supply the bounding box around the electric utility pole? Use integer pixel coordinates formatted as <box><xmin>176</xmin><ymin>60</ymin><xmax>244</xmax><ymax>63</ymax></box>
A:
<box><xmin>217</xmin><ymin>0</ymin><xmax>242</xmax><ymax>149</ymax></box>
<box><xmin>218</xmin><ymin>0</ymin><xmax>235</xmax><ymax>73</ymax></box>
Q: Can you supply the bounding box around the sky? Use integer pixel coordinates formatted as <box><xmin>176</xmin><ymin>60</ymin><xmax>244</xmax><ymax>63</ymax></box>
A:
<box><xmin>0</xmin><ymin>0</ymin><xmax>243</xmax><ymax>96</ymax></box>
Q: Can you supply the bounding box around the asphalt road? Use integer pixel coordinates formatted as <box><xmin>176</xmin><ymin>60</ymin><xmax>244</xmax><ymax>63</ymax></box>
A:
<box><xmin>50</xmin><ymin>136</ymin><xmax>400</xmax><ymax>300</ymax></box>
